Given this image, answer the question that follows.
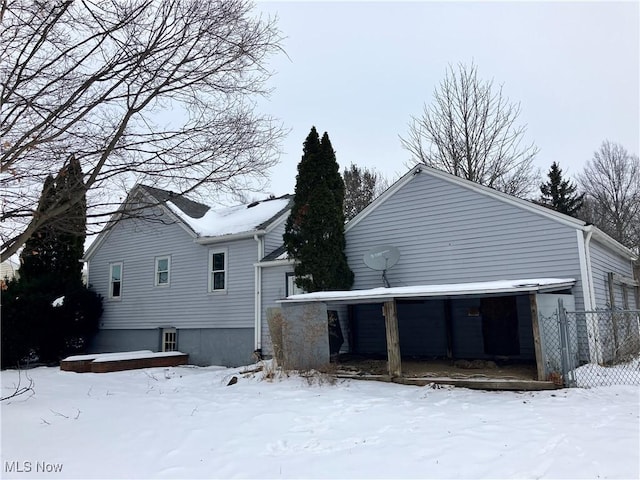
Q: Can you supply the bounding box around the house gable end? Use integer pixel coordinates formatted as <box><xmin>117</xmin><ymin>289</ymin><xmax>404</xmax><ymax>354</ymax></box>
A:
<box><xmin>344</xmin><ymin>169</ymin><xmax>585</xmax><ymax>307</ymax></box>
<box><xmin>84</xmin><ymin>185</ymin><xmax>198</xmax><ymax>261</ymax></box>
<box><xmin>346</xmin><ymin>166</ymin><xmax>586</xmax><ymax>234</ymax></box>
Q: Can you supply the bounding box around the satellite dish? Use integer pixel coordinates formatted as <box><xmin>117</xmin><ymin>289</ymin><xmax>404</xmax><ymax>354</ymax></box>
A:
<box><xmin>363</xmin><ymin>245</ymin><xmax>400</xmax><ymax>287</ymax></box>
<box><xmin>364</xmin><ymin>245</ymin><xmax>400</xmax><ymax>271</ymax></box>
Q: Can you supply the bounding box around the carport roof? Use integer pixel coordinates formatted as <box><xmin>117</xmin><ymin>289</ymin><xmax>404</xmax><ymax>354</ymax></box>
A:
<box><xmin>277</xmin><ymin>278</ymin><xmax>576</xmax><ymax>304</ymax></box>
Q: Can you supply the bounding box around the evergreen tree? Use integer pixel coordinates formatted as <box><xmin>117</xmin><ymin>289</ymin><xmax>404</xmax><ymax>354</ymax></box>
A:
<box><xmin>54</xmin><ymin>155</ymin><xmax>87</xmax><ymax>285</ymax></box>
<box><xmin>4</xmin><ymin>157</ymin><xmax>99</xmax><ymax>366</ymax></box>
<box><xmin>19</xmin><ymin>156</ymin><xmax>86</xmax><ymax>286</ymax></box>
<box><xmin>539</xmin><ymin>162</ymin><xmax>584</xmax><ymax>217</ymax></box>
<box><xmin>284</xmin><ymin>127</ymin><xmax>354</xmax><ymax>292</ymax></box>
<box><xmin>19</xmin><ymin>175</ymin><xmax>58</xmax><ymax>283</ymax></box>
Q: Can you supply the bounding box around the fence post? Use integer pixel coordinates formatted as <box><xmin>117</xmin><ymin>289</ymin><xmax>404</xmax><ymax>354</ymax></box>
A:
<box><xmin>585</xmin><ymin>310</ymin><xmax>603</xmax><ymax>365</ymax></box>
<box><xmin>557</xmin><ymin>299</ymin><xmax>576</xmax><ymax>387</ymax></box>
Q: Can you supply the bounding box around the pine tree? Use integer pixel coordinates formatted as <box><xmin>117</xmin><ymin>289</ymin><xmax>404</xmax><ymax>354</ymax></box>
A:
<box><xmin>284</xmin><ymin>127</ymin><xmax>354</xmax><ymax>292</ymax></box>
<box><xmin>539</xmin><ymin>162</ymin><xmax>584</xmax><ymax>217</ymax></box>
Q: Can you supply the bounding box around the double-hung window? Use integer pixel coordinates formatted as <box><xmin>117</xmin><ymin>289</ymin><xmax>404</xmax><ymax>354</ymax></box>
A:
<box><xmin>155</xmin><ymin>256</ymin><xmax>171</xmax><ymax>286</ymax></box>
<box><xmin>109</xmin><ymin>262</ymin><xmax>123</xmax><ymax>299</ymax></box>
<box><xmin>209</xmin><ymin>249</ymin><xmax>227</xmax><ymax>292</ymax></box>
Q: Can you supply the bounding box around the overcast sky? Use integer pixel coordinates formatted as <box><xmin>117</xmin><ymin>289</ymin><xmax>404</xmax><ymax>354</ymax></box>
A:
<box><xmin>254</xmin><ymin>1</ymin><xmax>639</xmax><ymax>197</ymax></box>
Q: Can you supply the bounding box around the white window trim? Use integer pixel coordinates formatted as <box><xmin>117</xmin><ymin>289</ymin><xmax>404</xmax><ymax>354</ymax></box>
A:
<box><xmin>286</xmin><ymin>272</ymin><xmax>306</xmax><ymax>296</ymax></box>
<box><xmin>109</xmin><ymin>262</ymin><xmax>123</xmax><ymax>300</ymax></box>
<box><xmin>162</xmin><ymin>327</ymin><xmax>177</xmax><ymax>352</ymax></box>
<box><xmin>208</xmin><ymin>248</ymin><xmax>228</xmax><ymax>293</ymax></box>
<box><xmin>155</xmin><ymin>255</ymin><xmax>171</xmax><ymax>287</ymax></box>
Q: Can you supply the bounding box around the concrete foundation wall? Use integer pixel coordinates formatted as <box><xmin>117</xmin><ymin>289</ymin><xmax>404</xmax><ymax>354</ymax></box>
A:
<box><xmin>90</xmin><ymin>328</ymin><xmax>255</xmax><ymax>367</ymax></box>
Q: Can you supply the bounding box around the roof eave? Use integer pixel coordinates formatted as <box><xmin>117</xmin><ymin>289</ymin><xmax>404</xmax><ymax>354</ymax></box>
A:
<box><xmin>278</xmin><ymin>279</ymin><xmax>577</xmax><ymax>304</ymax></box>
<box><xmin>195</xmin><ymin>230</ymin><xmax>266</xmax><ymax>245</ymax></box>
<box><xmin>255</xmin><ymin>258</ymin><xmax>295</xmax><ymax>267</ymax></box>
<box><xmin>585</xmin><ymin>225</ymin><xmax>638</xmax><ymax>261</ymax></box>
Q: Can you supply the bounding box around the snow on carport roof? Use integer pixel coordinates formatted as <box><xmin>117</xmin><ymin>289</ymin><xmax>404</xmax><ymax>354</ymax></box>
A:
<box><xmin>278</xmin><ymin>278</ymin><xmax>576</xmax><ymax>304</ymax></box>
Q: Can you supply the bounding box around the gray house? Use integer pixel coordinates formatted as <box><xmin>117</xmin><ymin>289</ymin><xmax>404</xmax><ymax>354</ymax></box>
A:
<box><xmin>86</xmin><ymin>166</ymin><xmax>638</xmax><ymax>375</ymax></box>
<box><xmin>84</xmin><ymin>185</ymin><xmax>292</xmax><ymax>366</ymax></box>
<box><xmin>269</xmin><ymin>166</ymin><xmax>639</xmax><ymax>380</ymax></box>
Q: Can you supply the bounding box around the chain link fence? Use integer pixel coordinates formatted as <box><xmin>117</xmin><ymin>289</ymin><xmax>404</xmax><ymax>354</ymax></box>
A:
<box><xmin>540</xmin><ymin>306</ymin><xmax>640</xmax><ymax>388</ymax></box>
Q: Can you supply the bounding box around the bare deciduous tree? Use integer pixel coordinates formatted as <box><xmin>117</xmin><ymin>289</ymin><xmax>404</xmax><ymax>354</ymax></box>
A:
<box><xmin>578</xmin><ymin>141</ymin><xmax>640</xmax><ymax>252</ymax></box>
<box><xmin>342</xmin><ymin>163</ymin><xmax>388</xmax><ymax>221</ymax></box>
<box><xmin>0</xmin><ymin>0</ymin><xmax>284</xmax><ymax>261</ymax></box>
<box><xmin>400</xmin><ymin>62</ymin><xmax>539</xmax><ymax>197</ymax></box>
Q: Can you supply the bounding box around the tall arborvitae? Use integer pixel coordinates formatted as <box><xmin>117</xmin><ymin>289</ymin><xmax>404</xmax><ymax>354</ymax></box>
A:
<box><xmin>54</xmin><ymin>155</ymin><xmax>86</xmax><ymax>285</ymax></box>
<box><xmin>539</xmin><ymin>162</ymin><xmax>584</xmax><ymax>217</ymax></box>
<box><xmin>19</xmin><ymin>156</ymin><xmax>86</xmax><ymax>286</ymax></box>
<box><xmin>6</xmin><ymin>158</ymin><xmax>99</xmax><ymax>366</ymax></box>
<box><xmin>19</xmin><ymin>175</ymin><xmax>58</xmax><ymax>283</ymax></box>
<box><xmin>284</xmin><ymin>127</ymin><xmax>354</xmax><ymax>292</ymax></box>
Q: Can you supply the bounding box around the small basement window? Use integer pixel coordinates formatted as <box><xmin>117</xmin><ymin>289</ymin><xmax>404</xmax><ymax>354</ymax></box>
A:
<box><xmin>162</xmin><ymin>328</ymin><xmax>177</xmax><ymax>352</ymax></box>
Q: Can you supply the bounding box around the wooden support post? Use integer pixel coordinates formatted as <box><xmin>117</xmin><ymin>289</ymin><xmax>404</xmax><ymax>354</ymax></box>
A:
<box><xmin>383</xmin><ymin>299</ymin><xmax>402</xmax><ymax>378</ymax></box>
<box><xmin>607</xmin><ymin>272</ymin><xmax>620</xmax><ymax>350</ymax></box>
<box><xmin>529</xmin><ymin>294</ymin><xmax>546</xmax><ymax>381</ymax></box>
<box><xmin>607</xmin><ymin>272</ymin><xmax>616</xmax><ymax>309</ymax></box>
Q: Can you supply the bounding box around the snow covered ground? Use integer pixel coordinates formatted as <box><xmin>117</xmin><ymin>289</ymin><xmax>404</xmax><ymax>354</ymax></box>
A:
<box><xmin>1</xmin><ymin>364</ymin><xmax>638</xmax><ymax>479</ymax></box>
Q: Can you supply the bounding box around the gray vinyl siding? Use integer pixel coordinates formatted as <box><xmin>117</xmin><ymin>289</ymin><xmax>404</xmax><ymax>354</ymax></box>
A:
<box><xmin>345</xmin><ymin>171</ymin><xmax>586</xmax><ymax>309</ymax></box>
<box><xmin>589</xmin><ymin>240</ymin><xmax>637</xmax><ymax>309</ymax></box>
<box><xmin>264</xmin><ymin>216</ymin><xmax>287</xmax><ymax>256</ymax></box>
<box><xmin>88</xmin><ymin>208</ymin><xmax>259</xmax><ymax>330</ymax></box>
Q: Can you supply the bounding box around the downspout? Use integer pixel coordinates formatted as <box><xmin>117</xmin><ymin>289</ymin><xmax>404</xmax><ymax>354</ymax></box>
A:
<box><xmin>580</xmin><ymin>226</ymin><xmax>601</xmax><ymax>363</ymax></box>
<box><xmin>584</xmin><ymin>227</ymin><xmax>596</xmax><ymax>310</ymax></box>
<box><xmin>253</xmin><ymin>234</ymin><xmax>264</xmax><ymax>354</ymax></box>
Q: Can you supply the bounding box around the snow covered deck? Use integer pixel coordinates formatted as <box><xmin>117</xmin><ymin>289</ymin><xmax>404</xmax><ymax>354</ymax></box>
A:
<box><xmin>60</xmin><ymin>351</ymin><xmax>188</xmax><ymax>373</ymax></box>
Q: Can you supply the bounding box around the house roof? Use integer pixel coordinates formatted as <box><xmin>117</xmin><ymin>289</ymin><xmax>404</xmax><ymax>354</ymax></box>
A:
<box><xmin>166</xmin><ymin>193</ymin><xmax>292</xmax><ymax>238</ymax></box>
<box><xmin>278</xmin><ymin>278</ymin><xmax>577</xmax><ymax>304</ymax></box>
<box><xmin>139</xmin><ymin>185</ymin><xmax>209</xmax><ymax>219</ymax></box>
<box><xmin>83</xmin><ymin>185</ymin><xmax>292</xmax><ymax>260</ymax></box>
<box><xmin>261</xmin><ymin>244</ymin><xmax>287</xmax><ymax>262</ymax></box>
<box><xmin>346</xmin><ymin>165</ymin><xmax>637</xmax><ymax>261</ymax></box>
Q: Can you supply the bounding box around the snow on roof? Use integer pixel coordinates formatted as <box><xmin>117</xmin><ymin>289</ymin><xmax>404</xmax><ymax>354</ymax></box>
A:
<box><xmin>167</xmin><ymin>197</ymin><xmax>290</xmax><ymax>237</ymax></box>
<box><xmin>279</xmin><ymin>278</ymin><xmax>576</xmax><ymax>303</ymax></box>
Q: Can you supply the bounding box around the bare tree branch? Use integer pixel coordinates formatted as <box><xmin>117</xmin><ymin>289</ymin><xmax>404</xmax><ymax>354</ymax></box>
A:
<box><xmin>400</xmin><ymin>62</ymin><xmax>539</xmax><ymax>197</ymax></box>
<box><xmin>578</xmin><ymin>141</ymin><xmax>640</xmax><ymax>253</ymax></box>
<box><xmin>1</xmin><ymin>0</ymin><xmax>284</xmax><ymax>261</ymax></box>
<box><xmin>1</xmin><ymin>365</ymin><xmax>35</xmax><ymax>402</ymax></box>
